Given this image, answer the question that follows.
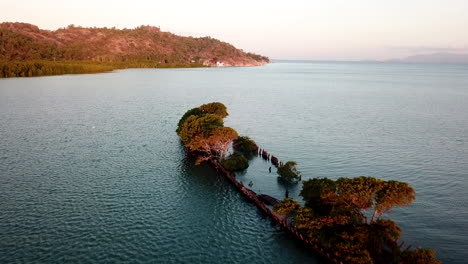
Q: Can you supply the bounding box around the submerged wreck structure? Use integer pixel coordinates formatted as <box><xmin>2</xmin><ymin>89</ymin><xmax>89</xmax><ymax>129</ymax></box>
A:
<box><xmin>176</xmin><ymin>102</ymin><xmax>440</xmax><ymax>264</ymax></box>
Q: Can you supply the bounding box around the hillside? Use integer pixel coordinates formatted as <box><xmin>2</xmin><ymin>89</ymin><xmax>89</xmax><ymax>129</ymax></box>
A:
<box><xmin>0</xmin><ymin>22</ymin><xmax>269</xmax><ymax>67</ymax></box>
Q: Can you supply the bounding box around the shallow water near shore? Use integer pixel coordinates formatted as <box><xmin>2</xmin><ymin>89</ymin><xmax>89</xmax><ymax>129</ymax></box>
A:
<box><xmin>1</xmin><ymin>62</ymin><xmax>467</xmax><ymax>263</ymax></box>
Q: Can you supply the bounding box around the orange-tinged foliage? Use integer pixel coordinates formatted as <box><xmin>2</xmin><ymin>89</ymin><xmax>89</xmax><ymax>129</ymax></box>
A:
<box><xmin>190</xmin><ymin>127</ymin><xmax>238</xmax><ymax>156</ymax></box>
<box><xmin>199</xmin><ymin>102</ymin><xmax>228</xmax><ymax>118</ymax></box>
<box><xmin>277</xmin><ymin>161</ymin><xmax>301</xmax><ymax>183</ymax></box>
<box><xmin>0</xmin><ymin>22</ymin><xmax>269</xmax><ymax>68</ymax></box>
<box><xmin>273</xmin><ymin>198</ymin><xmax>300</xmax><ymax>217</ymax></box>
<box><xmin>300</xmin><ymin>176</ymin><xmax>416</xmax><ymax>224</ymax></box>
<box><xmin>178</xmin><ymin>114</ymin><xmax>224</xmax><ymax>146</ymax></box>
<box><xmin>175</xmin><ymin>103</ymin><xmax>438</xmax><ymax>264</ymax></box>
<box><xmin>375</xmin><ymin>180</ymin><xmax>416</xmax><ymax>215</ymax></box>
<box><xmin>400</xmin><ymin>248</ymin><xmax>441</xmax><ymax>264</ymax></box>
<box><xmin>336</xmin><ymin>176</ymin><xmax>383</xmax><ymax>210</ymax></box>
<box><xmin>176</xmin><ymin>103</ymin><xmax>238</xmax><ymax>164</ymax></box>
<box><xmin>294</xmin><ymin>176</ymin><xmax>437</xmax><ymax>263</ymax></box>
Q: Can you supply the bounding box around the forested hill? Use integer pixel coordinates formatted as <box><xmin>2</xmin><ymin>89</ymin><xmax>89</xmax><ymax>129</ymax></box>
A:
<box><xmin>0</xmin><ymin>22</ymin><xmax>269</xmax><ymax>66</ymax></box>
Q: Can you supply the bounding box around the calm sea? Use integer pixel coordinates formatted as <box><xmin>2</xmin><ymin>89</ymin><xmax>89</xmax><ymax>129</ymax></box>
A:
<box><xmin>1</xmin><ymin>61</ymin><xmax>467</xmax><ymax>263</ymax></box>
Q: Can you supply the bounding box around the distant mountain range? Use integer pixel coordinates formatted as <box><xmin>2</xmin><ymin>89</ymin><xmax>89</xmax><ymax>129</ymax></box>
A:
<box><xmin>0</xmin><ymin>22</ymin><xmax>269</xmax><ymax>66</ymax></box>
<box><xmin>387</xmin><ymin>52</ymin><xmax>468</xmax><ymax>64</ymax></box>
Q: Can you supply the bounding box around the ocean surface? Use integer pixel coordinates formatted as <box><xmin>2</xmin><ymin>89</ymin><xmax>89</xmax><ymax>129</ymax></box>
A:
<box><xmin>1</xmin><ymin>61</ymin><xmax>467</xmax><ymax>263</ymax></box>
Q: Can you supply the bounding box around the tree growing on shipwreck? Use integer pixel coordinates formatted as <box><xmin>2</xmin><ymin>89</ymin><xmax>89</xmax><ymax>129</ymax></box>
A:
<box><xmin>176</xmin><ymin>103</ymin><xmax>441</xmax><ymax>264</ymax></box>
<box><xmin>277</xmin><ymin>161</ymin><xmax>301</xmax><ymax>184</ymax></box>
<box><xmin>177</xmin><ymin>102</ymin><xmax>237</xmax><ymax>164</ymax></box>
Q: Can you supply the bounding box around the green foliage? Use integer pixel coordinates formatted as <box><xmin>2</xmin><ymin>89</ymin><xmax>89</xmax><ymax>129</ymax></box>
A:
<box><xmin>332</xmin><ymin>232</ymin><xmax>374</xmax><ymax>264</ymax></box>
<box><xmin>273</xmin><ymin>198</ymin><xmax>300</xmax><ymax>216</ymax></box>
<box><xmin>177</xmin><ymin>113</ymin><xmax>224</xmax><ymax>145</ymax></box>
<box><xmin>221</xmin><ymin>152</ymin><xmax>249</xmax><ymax>171</ymax></box>
<box><xmin>0</xmin><ymin>61</ymin><xmax>113</xmax><ymax>78</ymax></box>
<box><xmin>173</xmin><ymin>101</ymin><xmax>435</xmax><ymax>264</ymax></box>
<box><xmin>300</xmin><ymin>178</ymin><xmax>336</xmax><ymax>208</ymax></box>
<box><xmin>364</xmin><ymin>219</ymin><xmax>401</xmax><ymax>259</ymax></box>
<box><xmin>272</xmin><ymin>198</ymin><xmax>300</xmax><ymax>224</ymax></box>
<box><xmin>0</xmin><ymin>28</ymin><xmax>61</xmax><ymax>61</ymax></box>
<box><xmin>232</xmin><ymin>136</ymin><xmax>258</xmax><ymax>155</ymax></box>
<box><xmin>0</xmin><ymin>22</ymin><xmax>269</xmax><ymax>78</ymax></box>
<box><xmin>0</xmin><ymin>60</ymin><xmax>206</xmax><ymax>78</ymax></box>
<box><xmin>300</xmin><ymin>176</ymin><xmax>416</xmax><ymax>223</ymax></box>
<box><xmin>199</xmin><ymin>102</ymin><xmax>228</xmax><ymax>118</ymax></box>
<box><xmin>176</xmin><ymin>102</ymin><xmax>239</xmax><ymax>164</ymax></box>
<box><xmin>375</xmin><ymin>180</ymin><xmax>416</xmax><ymax>216</ymax></box>
<box><xmin>176</xmin><ymin>107</ymin><xmax>204</xmax><ymax>133</ymax></box>
<box><xmin>336</xmin><ymin>176</ymin><xmax>383</xmax><ymax>210</ymax></box>
<box><xmin>400</xmin><ymin>248</ymin><xmax>441</xmax><ymax>264</ymax></box>
<box><xmin>293</xmin><ymin>176</ymin><xmax>434</xmax><ymax>264</ymax></box>
<box><xmin>277</xmin><ymin>161</ymin><xmax>301</xmax><ymax>183</ymax></box>
<box><xmin>291</xmin><ymin>204</ymin><xmax>406</xmax><ymax>264</ymax></box>
<box><xmin>198</xmin><ymin>114</ymin><xmax>224</xmax><ymax>131</ymax></box>
<box><xmin>293</xmin><ymin>207</ymin><xmax>319</xmax><ymax>233</ymax></box>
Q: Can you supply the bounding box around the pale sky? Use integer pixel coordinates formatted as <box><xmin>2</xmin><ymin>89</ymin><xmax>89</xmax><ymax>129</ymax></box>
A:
<box><xmin>2</xmin><ymin>0</ymin><xmax>468</xmax><ymax>60</ymax></box>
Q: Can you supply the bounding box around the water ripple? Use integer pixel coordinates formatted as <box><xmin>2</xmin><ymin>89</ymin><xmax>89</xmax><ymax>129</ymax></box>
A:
<box><xmin>2</xmin><ymin>63</ymin><xmax>468</xmax><ymax>263</ymax></box>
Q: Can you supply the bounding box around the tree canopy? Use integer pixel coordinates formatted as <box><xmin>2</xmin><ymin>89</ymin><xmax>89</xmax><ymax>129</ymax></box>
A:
<box><xmin>174</xmin><ymin>103</ymin><xmax>439</xmax><ymax>264</ymax></box>
<box><xmin>277</xmin><ymin>161</ymin><xmax>301</xmax><ymax>183</ymax></box>
<box><xmin>232</xmin><ymin>136</ymin><xmax>258</xmax><ymax>155</ymax></box>
<box><xmin>199</xmin><ymin>102</ymin><xmax>228</xmax><ymax>118</ymax></box>
<box><xmin>272</xmin><ymin>198</ymin><xmax>300</xmax><ymax>224</ymax></box>
<box><xmin>0</xmin><ymin>22</ymin><xmax>269</xmax><ymax>70</ymax></box>
<box><xmin>400</xmin><ymin>248</ymin><xmax>441</xmax><ymax>264</ymax></box>
<box><xmin>273</xmin><ymin>198</ymin><xmax>300</xmax><ymax>216</ymax></box>
<box><xmin>374</xmin><ymin>180</ymin><xmax>415</xmax><ymax>222</ymax></box>
<box><xmin>300</xmin><ymin>176</ymin><xmax>415</xmax><ymax>224</ymax></box>
<box><xmin>294</xmin><ymin>176</ymin><xmax>428</xmax><ymax>264</ymax></box>
<box><xmin>176</xmin><ymin>102</ymin><xmax>238</xmax><ymax>164</ymax></box>
<box><xmin>221</xmin><ymin>152</ymin><xmax>249</xmax><ymax>171</ymax></box>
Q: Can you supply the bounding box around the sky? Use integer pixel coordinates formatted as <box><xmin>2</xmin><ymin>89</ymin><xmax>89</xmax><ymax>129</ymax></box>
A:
<box><xmin>2</xmin><ymin>0</ymin><xmax>468</xmax><ymax>61</ymax></box>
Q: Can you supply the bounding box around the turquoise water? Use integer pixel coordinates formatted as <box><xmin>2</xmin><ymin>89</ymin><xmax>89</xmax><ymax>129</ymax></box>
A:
<box><xmin>1</xmin><ymin>62</ymin><xmax>467</xmax><ymax>263</ymax></box>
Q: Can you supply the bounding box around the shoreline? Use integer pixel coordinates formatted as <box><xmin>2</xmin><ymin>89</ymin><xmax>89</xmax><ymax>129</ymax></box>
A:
<box><xmin>0</xmin><ymin>60</ymin><xmax>269</xmax><ymax>78</ymax></box>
